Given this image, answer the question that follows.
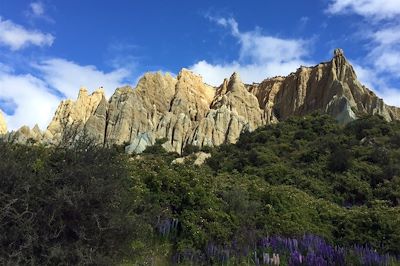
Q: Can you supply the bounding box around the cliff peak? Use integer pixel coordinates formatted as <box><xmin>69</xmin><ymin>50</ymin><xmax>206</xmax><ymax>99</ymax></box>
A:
<box><xmin>334</xmin><ymin>48</ymin><xmax>345</xmax><ymax>58</ymax></box>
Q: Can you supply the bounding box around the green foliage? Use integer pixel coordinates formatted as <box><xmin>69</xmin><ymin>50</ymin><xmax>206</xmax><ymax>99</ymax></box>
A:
<box><xmin>142</xmin><ymin>138</ymin><xmax>168</xmax><ymax>155</ymax></box>
<box><xmin>208</xmin><ymin>114</ymin><xmax>400</xmax><ymax>207</ymax></box>
<box><xmin>0</xmin><ymin>141</ymin><xmax>135</xmax><ymax>265</ymax></box>
<box><xmin>1</xmin><ymin>114</ymin><xmax>400</xmax><ymax>265</ymax></box>
<box><xmin>182</xmin><ymin>144</ymin><xmax>200</xmax><ymax>156</ymax></box>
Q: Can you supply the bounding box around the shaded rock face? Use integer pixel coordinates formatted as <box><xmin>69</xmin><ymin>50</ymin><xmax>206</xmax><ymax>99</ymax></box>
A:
<box><xmin>10</xmin><ymin>50</ymin><xmax>400</xmax><ymax>153</ymax></box>
<box><xmin>0</xmin><ymin>110</ymin><xmax>7</xmax><ymax>135</ymax></box>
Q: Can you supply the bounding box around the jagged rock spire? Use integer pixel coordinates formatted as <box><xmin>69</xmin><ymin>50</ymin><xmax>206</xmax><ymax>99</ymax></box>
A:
<box><xmin>334</xmin><ymin>48</ymin><xmax>344</xmax><ymax>57</ymax></box>
<box><xmin>331</xmin><ymin>48</ymin><xmax>357</xmax><ymax>82</ymax></box>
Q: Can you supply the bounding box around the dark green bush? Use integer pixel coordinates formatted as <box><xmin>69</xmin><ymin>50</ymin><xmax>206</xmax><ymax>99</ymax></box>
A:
<box><xmin>0</xmin><ymin>140</ymin><xmax>134</xmax><ymax>265</ymax></box>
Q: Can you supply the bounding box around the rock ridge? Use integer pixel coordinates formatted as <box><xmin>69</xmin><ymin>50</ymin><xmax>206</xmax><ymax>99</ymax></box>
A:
<box><xmin>4</xmin><ymin>49</ymin><xmax>400</xmax><ymax>153</ymax></box>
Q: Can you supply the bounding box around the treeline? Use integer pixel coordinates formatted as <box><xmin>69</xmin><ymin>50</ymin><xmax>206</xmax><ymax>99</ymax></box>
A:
<box><xmin>0</xmin><ymin>114</ymin><xmax>399</xmax><ymax>265</ymax></box>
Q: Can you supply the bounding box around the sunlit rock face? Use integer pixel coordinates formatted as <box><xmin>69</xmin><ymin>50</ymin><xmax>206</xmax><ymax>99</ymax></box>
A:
<box><xmin>9</xmin><ymin>50</ymin><xmax>400</xmax><ymax>153</ymax></box>
<box><xmin>0</xmin><ymin>110</ymin><xmax>7</xmax><ymax>135</ymax></box>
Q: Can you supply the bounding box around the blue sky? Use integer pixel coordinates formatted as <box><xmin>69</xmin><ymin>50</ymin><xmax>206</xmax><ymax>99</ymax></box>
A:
<box><xmin>1</xmin><ymin>0</ymin><xmax>400</xmax><ymax>130</ymax></box>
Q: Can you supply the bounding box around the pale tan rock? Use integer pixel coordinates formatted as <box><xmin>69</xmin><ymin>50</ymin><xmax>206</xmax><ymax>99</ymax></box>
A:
<box><xmin>211</xmin><ymin>72</ymin><xmax>265</xmax><ymax>130</ymax></box>
<box><xmin>172</xmin><ymin>152</ymin><xmax>211</xmax><ymax>166</ymax></box>
<box><xmin>46</xmin><ymin>87</ymin><xmax>105</xmax><ymax>143</ymax></box>
<box><xmin>105</xmin><ymin>72</ymin><xmax>177</xmax><ymax>147</ymax></box>
<box><xmin>35</xmin><ymin>49</ymin><xmax>400</xmax><ymax>154</ymax></box>
<box><xmin>84</xmin><ymin>95</ymin><xmax>108</xmax><ymax>144</ymax></box>
<box><xmin>170</xmin><ymin>68</ymin><xmax>215</xmax><ymax>121</ymax></box>
<box><xmin>0</xmin><ymin>110</ymin><xmax>7</xmax><ymax>135</ymax></box>
<box><xmin>8</xmin><ymin>124</ymin><xmax>43</xmax><ymax>143</ymax></box>
<box><xmin>172</xmin><ymin>157</ymin><xmax>185</xmax><ymax>164</ymax></box>
<box><xmin>106</xmin><ymin>70</ymin><xmax>215</xmax><ymax>154</ymax></box>
<box><xmin>194</xmin><ymin>152</ymin><xmax>211</xmax><ymax>165</ymax></box>
<box><xmin>249</xmin><ymin>49</ymin><xmax>399</xmax><ymax>123</ymax></box>
<box><xmin>189</xmin><ymin>105</ymin><xmax>249</xmax><ymax>147</ymax></box>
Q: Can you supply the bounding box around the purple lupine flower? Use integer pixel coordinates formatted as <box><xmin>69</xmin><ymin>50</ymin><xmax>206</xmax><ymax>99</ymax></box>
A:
<box><xmin>305</xmin><ymin>251</ymin><xmax>328</xmax><ymax>266</ymax></box>
<box><xmin>289</xmin><ymin>250</ymin><xmax>303</xmax><ymax>265</ymax></box>
<box><xmin>353</xmin><ymin>245</ymin><xmax>389</xmax><ymax>266</ymax></box>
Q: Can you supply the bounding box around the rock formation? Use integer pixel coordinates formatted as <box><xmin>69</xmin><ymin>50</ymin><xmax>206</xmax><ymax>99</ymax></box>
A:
<box><xmin>0</xmin><ymin>110</ymin><xmax>7</xmax><ymax>135</ymax></box>
<box><xmin>248</xmin><ymin>49</ymin><xmax>398</xmax><ymax>123</ymax></box>
<box><xmin>46</xmin><ymin>87</ymin><xmax>106</xmax><ymax>143</ymax></box>
<box><xmin>6</xmin><ymin>49</ymin><xmax>400</xmax><ymax>153</ymax></box>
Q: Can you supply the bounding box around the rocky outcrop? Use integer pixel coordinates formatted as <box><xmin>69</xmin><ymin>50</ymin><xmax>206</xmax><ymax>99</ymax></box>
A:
<box><xmin>248</xmin><ymin>48</ymin><xmax>398</xmax><ymax>124</ymax></box>
<box><xmin>45</xmin><ymin>87</ymin><xmax>106</xmax><ymax>143</ymax></box>
<box><xmin>189</xmin><ymin>72</ymin><xmax>264</xmax><ymax>147</ymax></box>
<box><xmin>10</xmin><ymin>49</ymin><xmax>400</xmax><ymax>153</ymax></box>
<box><xmin>172</xmin><ymin>152</ymin><xmax>211</xmax><ymax>166</ymax></box>
<box><xmin>0</xmin><ymin>110</ymin><xmax>7</xmax><ymax>135</ymax></box>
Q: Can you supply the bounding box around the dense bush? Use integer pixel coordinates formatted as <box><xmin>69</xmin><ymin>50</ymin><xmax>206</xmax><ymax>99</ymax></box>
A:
<box><xmin>0</xmin><ymin>139</ymin><xmax>135</xmax><ymax>265</ymax></box>
<box><xmin>1</xmin><ymin>114</ymin><xmax>400</xmax><ymax>265</ymax></box>
<box><xmin>208</xmin><ymin>114</ymin><xmax>400</xmax><ymax>207</ymax></box>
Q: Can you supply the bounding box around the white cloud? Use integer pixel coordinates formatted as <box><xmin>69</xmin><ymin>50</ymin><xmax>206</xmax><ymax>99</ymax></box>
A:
<box><xmin>326</xmin><ymin>1</ymin><xmax>400</xmax><ymax>77</ymax></box>
<box><xmin>25</xmin><ymin>1</ymin><xmax>54</xmax><ymax>23</ymax></box>
<box><xmin>327</xmin><ymin>0</ymin><xmax>400</xmax><ymax>20</ymax></box>
<box><xmin>0</xmin><ymin>17</ymin><xmax>54</xmax><ymax>50</ymax></box>
<box><xmin>353</xmin><ymin>63</ymin><xmax>400</xmax><ymax>107</ymax></box>
<box><xmin>190</xmin><ymin>17</ymin><xmax>311</xmax><ymax>86</ymax></box>
<box><xmin>190</xmin><ymin>17</ymin><xmax>309</xmax><ymax>86</ymax></box>
<box><xmin>34</xmin><ymin>58</ymin><xmax>131</xmax><ymax>98</ymax></box>
<box><xmin>0</xmin><ymin>71</ymin><xmax>59</xmax><ymax>130</ymax></box>
<box><xmin>372</xmin><ymin>26</ymin><xmax>400</xmax><ymax>45</ymax></box>
<box><xmin>367</xmin><ymin>25</ymin><xmax>400</xmax><ymax>76</ymax></box>
<box><xmin>192</xmin><ymin>60</ymin><xmax>306</xmax><ymax>86</ymax></box>
<box><xmin>30</xmin><ymin>2</ymin><xmax>45</xmax><ymax>17</ymax></box>
<box><xmin>327</xmin><ymin>0</ymin><xmax>400</xmax><ymax>107</ymax></box>
<box><xmin>0</xmin><ymin>59</ymin><xmax>132</xmax><ymax>131</ymax></box>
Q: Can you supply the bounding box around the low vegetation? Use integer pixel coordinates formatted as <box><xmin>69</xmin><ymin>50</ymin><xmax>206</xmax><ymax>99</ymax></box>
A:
<box><xmin>1</xmin><ymin>114</ymin><xmax>399</xmax><ymax>265</ymax></box>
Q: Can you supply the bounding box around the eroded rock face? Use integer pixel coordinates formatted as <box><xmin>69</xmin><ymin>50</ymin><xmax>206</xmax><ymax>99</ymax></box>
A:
<box><xmin>46</xmin><ymin>87</ymin><xmax>106</xmax><ymax>143</ymax></box>
<box><xmin>249</xmin><ymin>49</ymin><xmax>399</xmax><ymax>123</ymax></box>
<box><xmin>0</xmin><ymin>110</ymin><xmax>7</xmax><ymax>135</ymax></box>
<box><xmin>15</xmin><ymin>49</ymin><xmax>399</xmax><ymax>153</ymax></box>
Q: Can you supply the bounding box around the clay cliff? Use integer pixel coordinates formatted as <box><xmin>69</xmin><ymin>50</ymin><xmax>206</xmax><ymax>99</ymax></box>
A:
<box><xmin>3</xmin><ymin>49</ymin><xmax>400</xmax><ymax>153</ymax></box>
<box><xmin>0</xmin><ymin>110</ymin><xmax>7</xmax><ymax>135</ymax></box>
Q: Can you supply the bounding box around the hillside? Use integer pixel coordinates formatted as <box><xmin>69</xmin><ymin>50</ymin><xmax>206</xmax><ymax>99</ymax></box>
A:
<box><xmin>1</xmin><ymin>114</ymin><xmax>399</xmax><ymax>265</ymax></box>
<box><xmin>2</xmin><ymin>49</ymin><xmax>399</xmax><ymax>155</ymax></box>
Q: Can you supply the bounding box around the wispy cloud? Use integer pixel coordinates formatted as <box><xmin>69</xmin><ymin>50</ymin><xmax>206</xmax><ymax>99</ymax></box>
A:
<box><xmin>326</xmin><ymin>0</ymin><xmax>400</xmax><ymax>20</ymax></box>
<box><xmin>190</xmin><ymin>16</ymin><xmax>311</xmax><ymax>86</ymax></box>
<box><xmin>0</xmin><ymin>16</ymin><xmax>54</xmax><ymax>50</ymax></box>
<box><xmin>30</xmin><ymin>2</ymin><xmax>45</xmax><ymax>17</ymax></box>
<box><xmin>34</xmin><ymin>58</ymin><xmax>131</xmax><ymax>99</ymax></box>
<box><xmin>25</xmin><ymin>1</ymin><xmax>54</xmax><ymax>23</ymax></box>
<box><xmin>327</xmin><ymin>0</ymin><xmax>400</xmax><ymax>107</ymax></box>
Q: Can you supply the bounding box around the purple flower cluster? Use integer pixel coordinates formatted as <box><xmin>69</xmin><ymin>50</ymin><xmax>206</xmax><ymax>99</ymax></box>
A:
<box><xmin>258</xmin><ymin>234</ymin><xmax>346</xmax><ymax>265</ymax></box>
<box><xmin>353</xmin><ymin>245</ymin><xmax>390</xmax><ymax>265</ymax></box>
<box><xmin>154</xmin><ymin>222</ymin><xmax>396</xmax><ymax>265</ymax></box>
